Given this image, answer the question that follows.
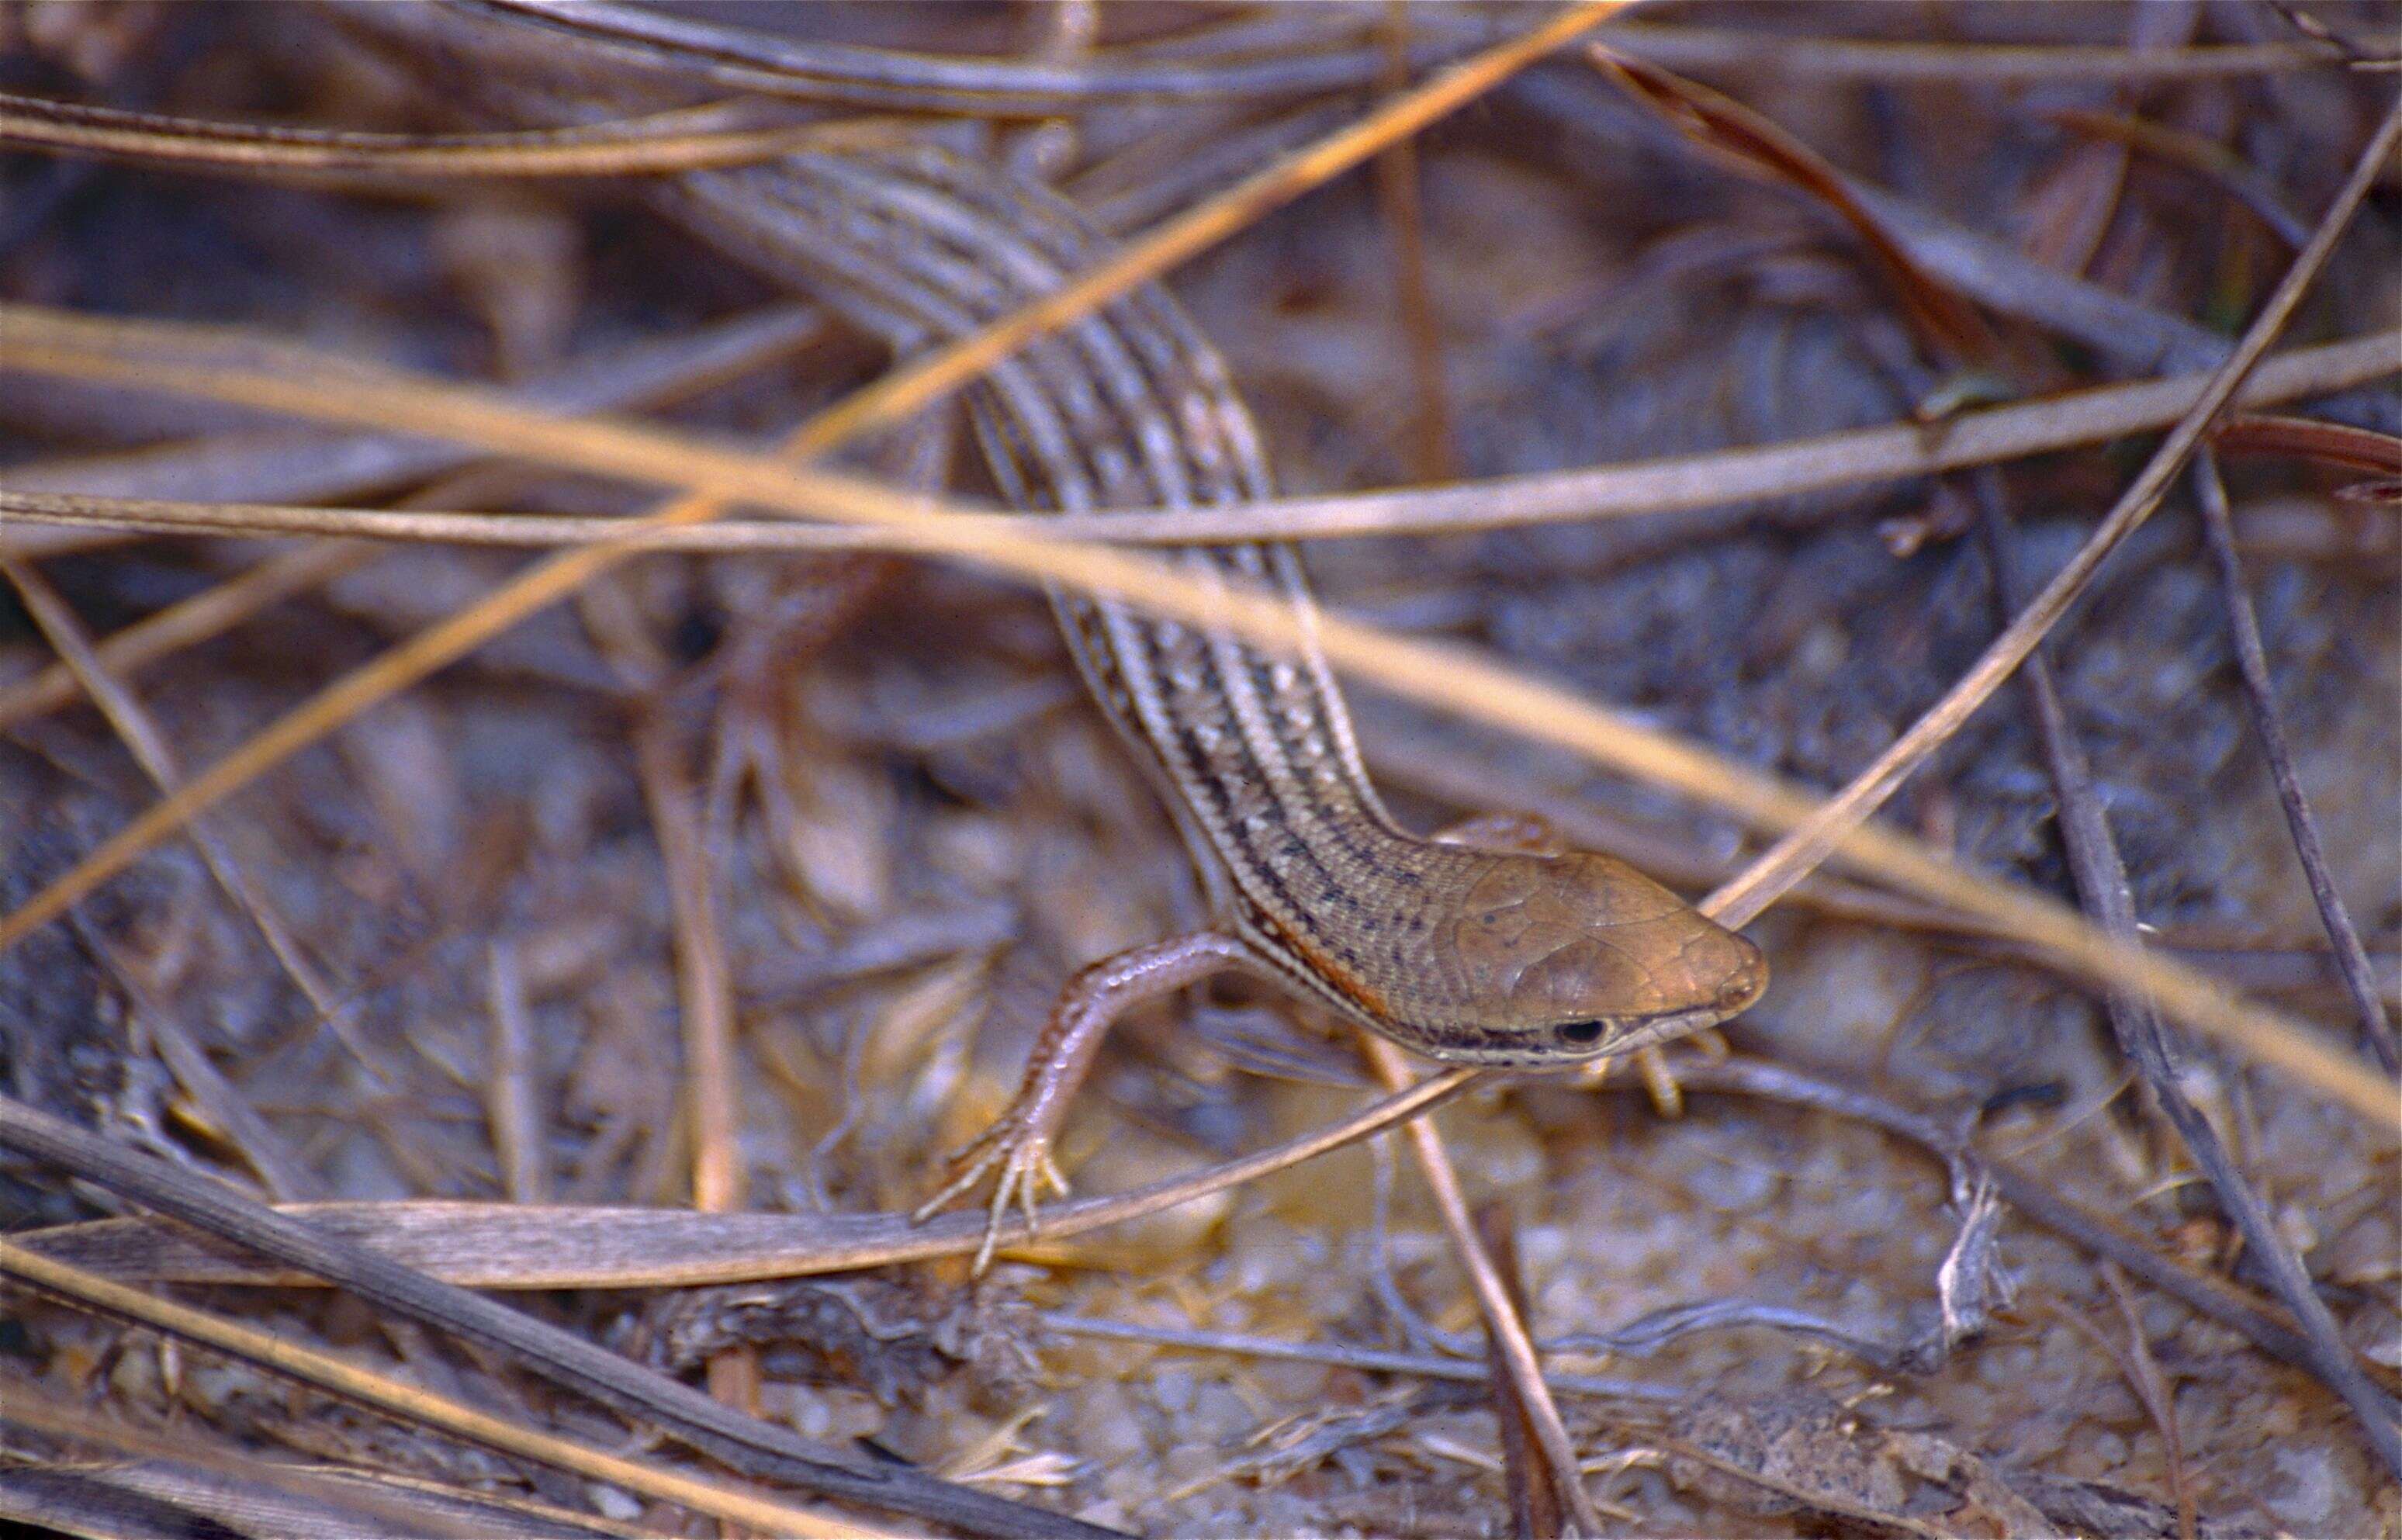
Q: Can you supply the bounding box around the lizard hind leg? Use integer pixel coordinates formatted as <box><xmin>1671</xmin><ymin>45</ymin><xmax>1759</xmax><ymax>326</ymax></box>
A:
<box><xmin>914</xmin><ymin>929</ymin><xmax>1253</xmax><ymax>1273</ymax></box>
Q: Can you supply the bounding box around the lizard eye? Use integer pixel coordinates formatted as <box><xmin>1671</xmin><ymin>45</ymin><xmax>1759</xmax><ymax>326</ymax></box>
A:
<box><xmin>1556</xmin><ymin>1019</ymin><xmax>1608</xmax><ymax>1047</ymax></box>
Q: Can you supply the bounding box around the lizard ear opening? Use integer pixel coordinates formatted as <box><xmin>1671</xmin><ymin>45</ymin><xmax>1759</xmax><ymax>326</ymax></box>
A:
<box><xmin>1556</xmin><ymin>1019</ymin><xmax>1608</xmax><ymax>1047</ymax></box>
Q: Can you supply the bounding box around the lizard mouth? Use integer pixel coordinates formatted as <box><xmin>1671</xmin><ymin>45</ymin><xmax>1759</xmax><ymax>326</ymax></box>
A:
<box><xmin>1394</xmin><ymin>1002</ymin><xmax>1737</xmax><ymax>1067</ymax></box>
<box><xmin>1543</xmin><ymin>966</ymin><xmax>1768</xmax><ymax>1059</ymax></box>
<box><xmin>1560</xmin><ymin>1002</ymin><xmax>1740</xmax><ymax>1059</ymax></box>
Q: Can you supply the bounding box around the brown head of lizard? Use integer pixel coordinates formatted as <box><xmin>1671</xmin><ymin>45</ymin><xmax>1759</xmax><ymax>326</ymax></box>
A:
<box><xmin>1348</xmin><ymin>846</ymin><xmax>1767</xmax><ymax>1067</ymax></box>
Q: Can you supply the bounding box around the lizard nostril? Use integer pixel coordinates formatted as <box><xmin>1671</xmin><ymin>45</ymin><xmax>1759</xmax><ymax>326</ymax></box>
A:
<box><xmin>1557</xmin><ymin>1019</ymin><xmax>1607</xmax><ymax>1047</ymax></box>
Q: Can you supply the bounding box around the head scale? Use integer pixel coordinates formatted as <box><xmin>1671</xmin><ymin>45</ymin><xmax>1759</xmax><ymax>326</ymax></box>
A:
<box><xmin>1393</xmin><ymin>850</ymin><xmax>1767</xmax><ymax>1066</ymax></box>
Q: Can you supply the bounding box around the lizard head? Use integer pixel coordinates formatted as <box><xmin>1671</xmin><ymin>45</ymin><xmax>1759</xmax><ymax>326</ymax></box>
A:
<box><xmin>1397</xmin><ymin>850</ymin><xmax>1767</xmax><ymax>1066</ymax></box>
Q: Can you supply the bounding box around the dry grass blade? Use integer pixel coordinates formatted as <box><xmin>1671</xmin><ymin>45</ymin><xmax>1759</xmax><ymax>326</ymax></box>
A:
<box><xmin>1039</xmin><ymin>1313</ymin><xmax>1667</xmax><ymax>1403</ymax></box>
<box><xmin>0</xmin><ymin>299</ymin><xmax>826</xmax><ymax>505</ymax></box>
<box><xmin>5</xmin><ymin>332</ymin><xmax>2393</xmax><ymax>549</ymax></box>
<box><xmin>1373</xmin><ymin>3</ymin><xmax>1460</xmax><ymax>486</ymax></box>
<box><xmin>2102</xmin><ymin>1263</ymin><xmax>2196</xmax><ymax>1540</ymax></box>
<box><xmin>0</xmin><ymin>1380</ymin><xmax>630</xmax><ymax>1540</ymax></box>
<box><xmin>26</xmin><ymin>1058</ymin><xmax>2387</xmax><ymax>1417</ymax></box>
<box><xmin>0</xmin><ymin>308</ymin><xmax>2389</xmax><ymax>1124</ymax></box>
<box><xmin>482</xmin><ymin>942</ymin><xmax>549</xmax><ymax>1206</ymax></box>
<box><xmin>635</xmin><ymin>718</ymin><xmax>744</xmax><ymax>1217</ymax></box>
<box><xmin>2044</xmin><ymin>107</ymin><xmax>2311</xmax><ymax>249</ymax></box>
<box><xmin>461</xmin><ymin>0</ymin><xmax>1409</xmax><ymax>106</ymax></box>
<box><xmin>1</xmin><ymin>303</ymin><xmax>825</xmax><ymax>736</ymax></box>
<box><xmin>14</xmin><ymin>1065</ymin><xmax>1485</xmax><ymax>1289</ymax></box>
<box><xmin>0</xmin><ymin>1241</ymin><xmax>894</xmax><ymax>1539</ymax></box>
<box><xmin>0</xmin><ymin>92</ymin><xmax>902</xmax><ymax>177</ymax></box>
<box><xmin>85</xmin><ymin>933</ymin><xmax>328</xmax><ymax>1203</ymax></box>
<box><xmin>2213</xmin><ymin>413</ymin><xmax>2402</xmax><ymax>476</ymax></box>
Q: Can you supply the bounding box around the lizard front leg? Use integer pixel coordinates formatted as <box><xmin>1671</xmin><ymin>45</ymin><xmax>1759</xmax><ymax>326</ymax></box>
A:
<box><xmin>916</xmin><ymin>929</ymin><xmax>1253</xmax><ymax>1273</ymax></box>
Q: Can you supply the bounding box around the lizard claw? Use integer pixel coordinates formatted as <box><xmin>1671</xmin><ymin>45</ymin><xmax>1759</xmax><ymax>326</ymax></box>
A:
<box><xmin>912</xmin><ymin>1114</ymin><xmax>1071</xmax><ymax>1275</ymax></box>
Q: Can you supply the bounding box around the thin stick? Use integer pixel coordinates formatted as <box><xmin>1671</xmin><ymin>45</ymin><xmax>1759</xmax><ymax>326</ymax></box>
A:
<box><xmin>2102</xmin><ymin>1262</ymin><xmax>2196</xmax><ymax>1540</ymax></box>
<box><xmin>2192</xmin><ymin>450</ymin><xmax>2398</xmax><ymax>1071</ymax></box>
<box><xmin>1040</xmin><ymin>1312</ymin><xmax>1668</xmax><ymax>1402</ymax></box>
<box><xmin>1362</xmin><ymin>1035</ymin><xmax>1604</xmax><ymax>1535</ymax></box>
<box><xmin>1476</xmin><ymin>1200</ymin><xmax>1573</xmax><ymax>1540</ymax></box>
<box><xmin>88</xmin><ymin>933</ymin><xmax>327</xmax><ymax>1203</ymax></box>
<box><xmin>1373</xmin><ymin>2</ymin><xmax>1459</xmax><ymax>485</ymax></box>
<box><xmin>0</xmin><ymin>303</ymin><xmax>827</xmax><ymax>728</ymax></box>
<box><xmin>636</xmin><ymin>718</ymin><xmax>746</xmax><ymax>1218</ymax></box>
<box><xmin>635</xmin><ymin>711</ymin><xmax>759</xmax><ymax>1414</ymax></box>
<box><xmin>0</xmin><ymin>92</ymin><xmax>896</xmax><ymax>177</ymax></box>
<box><xmin>483</xmin><ymin>942</ymin><xmax>549</xmax><ymax>1205</ymax></box>
<box><xmin>0</xmin><ymin>1377</ymin><xmax>642</xmax><ymax>1540</ymax></box>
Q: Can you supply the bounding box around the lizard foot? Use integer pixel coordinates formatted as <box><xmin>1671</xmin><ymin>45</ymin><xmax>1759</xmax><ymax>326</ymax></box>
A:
<box><xmin>912</xmin><ymin>1112</ymin><xmax>1070</xmax><ymax>1275</ymax></box>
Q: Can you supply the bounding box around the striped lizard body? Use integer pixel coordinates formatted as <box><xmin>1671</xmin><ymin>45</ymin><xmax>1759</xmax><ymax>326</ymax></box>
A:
<box><xmin>667</xmin><ymin>144</ymin><xmax>1766</xmax><ymax>1248</ymax></box>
